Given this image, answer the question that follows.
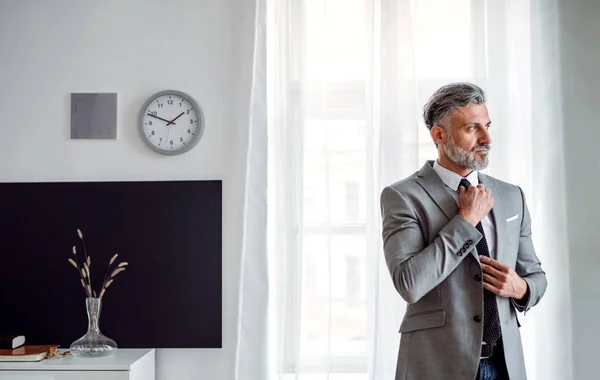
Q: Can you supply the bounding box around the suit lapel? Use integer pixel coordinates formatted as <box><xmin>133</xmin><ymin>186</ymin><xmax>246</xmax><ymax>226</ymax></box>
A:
<box><xmin>416</xmin><ymin>162</ymin><xmax>509</xmax><ymax>262</ymax></box>
<box><xmin>416</xmin><ymin>161</ymin><xmax>458</xmax><ymax>220</ymax></box>
<box><xmin>478</xmin><ymin>173</ymin><xmax>507</xmax><ymax>261</ymax></box>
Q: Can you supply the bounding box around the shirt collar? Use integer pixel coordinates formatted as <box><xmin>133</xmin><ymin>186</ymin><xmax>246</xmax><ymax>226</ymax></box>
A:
<box><xmin>432</xmin><ymin>160</ymin><xmax>479</xmax><ymax>191</ymax></box>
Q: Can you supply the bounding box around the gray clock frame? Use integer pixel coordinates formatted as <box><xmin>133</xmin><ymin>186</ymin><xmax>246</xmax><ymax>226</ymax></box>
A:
<box><xmin>139</xmin><ymin>90</ymin><xmax>205</xmax><ymax>155</ymax></box>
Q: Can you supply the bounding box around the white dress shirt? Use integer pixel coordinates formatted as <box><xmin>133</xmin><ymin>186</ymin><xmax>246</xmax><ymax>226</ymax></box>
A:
<box><xmin>432</xmin><ymin>160</ymin><xmax>496</xmax><ymax>258</ymax></box>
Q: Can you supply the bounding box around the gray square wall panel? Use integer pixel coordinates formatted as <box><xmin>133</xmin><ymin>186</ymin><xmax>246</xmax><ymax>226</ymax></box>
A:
<box><xmin>71</xmin><ymin>93</ymin><xmax>117</xmax><ymax>139</ymax></box>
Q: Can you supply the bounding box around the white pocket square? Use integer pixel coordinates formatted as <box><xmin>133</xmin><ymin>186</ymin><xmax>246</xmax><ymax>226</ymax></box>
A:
<box><xmin>506</xmin><ymin>214</ymin><xmax>519</xmax><ymax>222</ymax></box>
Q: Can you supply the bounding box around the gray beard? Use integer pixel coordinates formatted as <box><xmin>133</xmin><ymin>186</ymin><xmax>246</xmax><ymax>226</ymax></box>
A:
<box><xmin>443</xmin><ymin>136</ymin><xmax>490</xmax><ymax>171</ymax></box>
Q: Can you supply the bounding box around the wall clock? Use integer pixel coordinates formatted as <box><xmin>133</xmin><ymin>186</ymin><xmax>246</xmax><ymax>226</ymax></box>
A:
<box><xmin>139</xmin><ymin>90</ymin><xmax>205</xmax><ymax>155</ymax></box>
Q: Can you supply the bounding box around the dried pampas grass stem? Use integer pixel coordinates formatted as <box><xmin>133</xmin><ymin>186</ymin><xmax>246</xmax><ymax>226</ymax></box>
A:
<box><xmin>67</xmin><ymin>229</ymin><xmax>129</xmax><ymax>300</ymax></box>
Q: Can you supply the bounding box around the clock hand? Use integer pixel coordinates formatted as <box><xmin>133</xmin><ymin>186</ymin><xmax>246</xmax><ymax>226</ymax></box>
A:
<box><xmin>167</xmin><ymin>112</ymin><xmax>185</xmax><ymax>126</ymax></box>
<box><xmin>159</xmin><ymin>126</ymin><xmax>170</xmax><ymax>147</ymax></box>
<box><xmin>147</xmin><ymin>113</ymin><xmax>176</xmax><ymax>125</ymax></box>
<box><xmin>165</xmin><ymin>128</ymin><xmax>172</xmax><ymax>149</ymax></box>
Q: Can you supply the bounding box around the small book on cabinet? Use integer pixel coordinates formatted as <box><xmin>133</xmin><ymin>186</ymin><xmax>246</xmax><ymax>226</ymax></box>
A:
<box><xmin>0</xmin><ymin>345</ymin><xmax>52</xmax><ymax>362</ymax></box>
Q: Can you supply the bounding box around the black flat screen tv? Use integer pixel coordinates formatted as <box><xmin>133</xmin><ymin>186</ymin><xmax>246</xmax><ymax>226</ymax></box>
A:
<box><xmin>0</xmin><ymin>180</ymin><xmax>222</xmax><ymax>349</ymax></box>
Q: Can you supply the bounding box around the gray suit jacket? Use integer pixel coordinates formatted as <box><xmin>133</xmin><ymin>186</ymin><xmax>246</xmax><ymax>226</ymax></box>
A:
<box><xmin>380</xmin><ymin>161</ymin><xmax>547</xmax><ymax>380</ymax></box>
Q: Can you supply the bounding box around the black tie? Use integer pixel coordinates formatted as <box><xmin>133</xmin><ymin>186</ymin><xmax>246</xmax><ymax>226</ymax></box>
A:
<box><xmin>459</xmin><ymin>178</ymin><xmax>502</xmax><ymax>347</ymax></box>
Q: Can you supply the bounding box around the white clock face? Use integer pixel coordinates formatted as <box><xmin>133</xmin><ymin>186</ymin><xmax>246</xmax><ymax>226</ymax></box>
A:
<box><xmin>141</xmin><ymin>93</ymin><xmax>202</xmax><ymax>154</ymax></box>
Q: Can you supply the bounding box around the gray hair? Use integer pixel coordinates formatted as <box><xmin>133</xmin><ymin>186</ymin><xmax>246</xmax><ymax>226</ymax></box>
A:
<box><xmin>422</xmin><ymin>82</ymin><xmax>486</xmax><ymax>131</ymax></box>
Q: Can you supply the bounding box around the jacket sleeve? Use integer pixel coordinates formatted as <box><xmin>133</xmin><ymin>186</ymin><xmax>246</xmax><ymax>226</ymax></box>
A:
<box><xmin>380</xmin><ymin>185</ymin><xmax>482</xmax><ymax>304</ymax></box>
<box><xmin>510</xmin><ymin>186</ymin><xmax>548</xmax><ymax>314</ymax></box>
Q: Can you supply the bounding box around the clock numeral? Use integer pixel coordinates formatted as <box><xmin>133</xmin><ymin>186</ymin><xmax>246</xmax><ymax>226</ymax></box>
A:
<box><xmin>151</xmin><ymin>111</ymin><xmax>157</xmax><ymax>116</ymax></box>
<box><xmin>179</xmin><ymin>102</ymin><xmax>182</xmax><ymax>107</ymax></box>
<box><xmin>170</xmin><ymin>140</ymin><xmax>174</xmax><ymax>145</ymax></box>
<box><xmin>148</xmin><ymin>130</ymin><xmax>155</xmax><ymax>137</ymax></box>
<box><xmin>190</xmin><ymin>119</ymin><xmax>193</xmax><ymax>124</ymax></box>
<box><xmin>167</xmin><ymin>100</ymin><xmax>173</xmax><ymax>105</ymax></box>
<box><xmin>186</xmin><ymin>109</ymin><xmax>190</xmax><ymax>114</ymax></box>
<box><xmin>148</xmin><ymin>121</ymin><xmax>152</xmax><ymax>126</ymax></box>
<box><xmin>180</xmin><ymin>137</ymin><xmax>184</xmax><ymax>142</ymax></box>
<box><xmin>158</xmin><ymin>103</ymin><xmax>164</xmax><ymax>108</ymax></box>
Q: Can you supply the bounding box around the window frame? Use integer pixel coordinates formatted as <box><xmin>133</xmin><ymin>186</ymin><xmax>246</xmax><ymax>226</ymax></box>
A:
<box><xmin>276</xmin><ymin>0</ymin><xmax>491</xmax><ymax>374</ymax></box>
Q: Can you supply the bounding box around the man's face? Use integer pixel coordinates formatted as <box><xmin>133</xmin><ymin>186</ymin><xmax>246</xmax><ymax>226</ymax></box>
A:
<box><xmin>442</xmin><ymin>104</ymin><xmax>492</xmax><ymax>171</ymax></box>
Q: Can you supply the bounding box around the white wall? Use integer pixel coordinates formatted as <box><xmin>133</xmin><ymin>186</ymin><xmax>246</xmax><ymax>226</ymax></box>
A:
<box><xmin>0</xmin><ymin>0</ymin><xmax>256</xmax><ymax>379</ymax></box>
<box><xmin>559</xmin><ymin>1</ymin><xmax>600</xmax><ymax>379</ymax></box>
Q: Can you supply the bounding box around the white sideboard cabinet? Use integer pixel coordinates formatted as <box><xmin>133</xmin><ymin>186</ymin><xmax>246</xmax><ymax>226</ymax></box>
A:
<box><xmin>0</xmin><ymin>348</ymin><xmax>155</xmax><ymax>380</ymax></box>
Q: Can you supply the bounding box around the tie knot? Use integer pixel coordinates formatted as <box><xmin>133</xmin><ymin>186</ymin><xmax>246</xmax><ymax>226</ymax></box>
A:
<box><xmin>459</xmin><ymin>178</ymin><xmax>471</xmax><ymax>191</ymax></box>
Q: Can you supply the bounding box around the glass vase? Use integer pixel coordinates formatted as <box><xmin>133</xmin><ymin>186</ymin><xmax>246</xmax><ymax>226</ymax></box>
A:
<box><xmin>70</xmin><ymin>297</ymin><xmax>117</xmax><ymax>357</ymax></box>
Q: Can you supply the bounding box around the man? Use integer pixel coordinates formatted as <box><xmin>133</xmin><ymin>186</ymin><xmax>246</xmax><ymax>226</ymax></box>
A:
<box><xmin>380</xmin><ymin>82</ymin><xmax>547</xmax><ymax>380</ymax></box>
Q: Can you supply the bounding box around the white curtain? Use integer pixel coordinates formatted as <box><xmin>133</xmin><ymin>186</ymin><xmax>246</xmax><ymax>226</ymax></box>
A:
<box><xmin>235</xmin><ymin>0</ymin><xmax>572</xmax><ymax>379</ymax></box>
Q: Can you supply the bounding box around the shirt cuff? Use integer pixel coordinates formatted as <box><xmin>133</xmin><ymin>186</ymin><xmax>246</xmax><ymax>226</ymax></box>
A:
<box><xmin>511</xmin><ymin>283</ymin><xmax>530</xmax><ymax>312</ymax></box>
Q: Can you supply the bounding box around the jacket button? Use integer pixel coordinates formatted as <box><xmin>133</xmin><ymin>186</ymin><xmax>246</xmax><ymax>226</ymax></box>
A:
<box><xmin>474</xmin><ymin>315</ymin><xmax>482</xmax><ymax>323</ymax></box>
<box><xmin>458</xmin><ymin>252</ymin><xmax>463</xmax><ymax>257</ymax></box>
<box><xmin>468</xmin><ymin>239</ymin><xmax>473</xmax><ymax>245</ymax></box>
<box><xmin>474</xmin><ymin>274</ymin><xmax>482</xmax><ymax>282</ymax></box>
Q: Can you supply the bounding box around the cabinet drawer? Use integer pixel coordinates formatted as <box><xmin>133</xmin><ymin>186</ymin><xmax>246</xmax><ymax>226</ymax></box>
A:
<box><xmin>0</xmin><ymin>371</ymin><xmax>130</xmax><ymax>380</ymax></box>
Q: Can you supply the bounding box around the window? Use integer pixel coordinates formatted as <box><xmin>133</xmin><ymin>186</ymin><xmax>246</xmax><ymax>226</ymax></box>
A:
<box><xmin>272</xmin><ymin>0</ymin><xmax>486</xmax><ymax>375</ymax></box>
<box><xmin>345</xmin><ymin>182</ymin><xmax>360</xmax><ymax>220</ymax></box>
